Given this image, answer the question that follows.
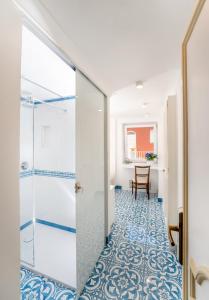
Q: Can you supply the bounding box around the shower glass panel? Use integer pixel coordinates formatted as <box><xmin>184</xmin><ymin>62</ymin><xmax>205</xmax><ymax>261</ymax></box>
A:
<box><xmin>33</xmin><ymin>98</ymin><xmax>76</xmax><ymax>288</ymax></box>
<box><xmin>20</xmin><ymin>25</ymin><xmax>76</xmax><ymax>289</ymax></box>
<box><xmin>20</xmin><ymin>98</ymin><xmax>35</xmax><ymax>266</ymax></box>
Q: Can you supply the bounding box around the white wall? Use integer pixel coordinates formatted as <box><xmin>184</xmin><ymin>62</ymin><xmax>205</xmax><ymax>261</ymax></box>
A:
<box><xmin>187</xmin><ymin>1</ymin><xmax>209</xmax><ymax>298</ymax></box>
<box><xmin>34</xmin><ymin>101</ymin><xmax>75</xmax><ymax>228</ymax></box>
<box><xmin>109</xmin><ymin>117</ymin><xmax>116</xmax><ymax>185</ymax></box>
<box><xmin>34</xmin><ymin>101</ymin><xmax>75</xmax><ymax>172</ymax></box>
<box><xmin>0</xmin><ymin>2</ymin><xmax>21</xmax><ymax>298</ymax></box>
<box><xmin>157</xmin><ymin>90</ymin><xmax>183</xmax><ymax>225</ymax></box>
<box><xmin>20</xmin><ymin>106</ymin><xmax>34</xmax><ymax>170</ymax></box>
<box><xmin>176</xmin><ymin>80</ymin><xmax>183</xmax><ymax>209</ymax></box>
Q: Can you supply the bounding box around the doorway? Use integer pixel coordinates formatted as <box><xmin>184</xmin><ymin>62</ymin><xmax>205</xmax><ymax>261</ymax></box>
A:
<box><xmin>20</xmin><ymin>25</ymin><xmax>106</xmax><ymax>296</ymax></box>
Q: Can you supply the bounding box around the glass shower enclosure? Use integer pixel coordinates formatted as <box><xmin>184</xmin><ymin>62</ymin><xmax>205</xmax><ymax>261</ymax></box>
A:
<box><xmin>20</xmin><ymin>97</ymin><xmax>35</xmax><ymax>266</ymax></box>
<box><xmin>20</xmin><ymin>88</ymin><xmax>76</xmax><ymax>288</ymax></box>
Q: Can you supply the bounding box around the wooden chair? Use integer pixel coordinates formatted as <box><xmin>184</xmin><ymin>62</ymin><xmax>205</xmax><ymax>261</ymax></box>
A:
<box><xmin>131</xmin><ymin>166</ymin><xmax>150</xmax><ymax>200</ymax></box>
<box><xmin>168</xmin><ymin>209</ymin><xmax>183</xmax><ymax>265</ymax></box>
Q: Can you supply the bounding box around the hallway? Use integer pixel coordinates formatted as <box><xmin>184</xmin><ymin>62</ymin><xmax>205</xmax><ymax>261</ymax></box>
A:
<box><xmin>80</xmin><ymin>191</ymin><xmax>182</xmax><ymax>299</ymax></box>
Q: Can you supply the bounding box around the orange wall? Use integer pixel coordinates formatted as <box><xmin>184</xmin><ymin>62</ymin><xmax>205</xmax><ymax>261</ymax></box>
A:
<box><xmin>127</xmin><ymin>127</ymin><xmax>154</xmax><ymax>152</ymax></box>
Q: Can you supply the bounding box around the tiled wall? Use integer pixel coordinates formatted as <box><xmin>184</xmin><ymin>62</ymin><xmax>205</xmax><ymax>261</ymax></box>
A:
<box><xmin>20</xmin><ymin>105</ymin><xmax>34</xmax><ymax>229</ymax></box>
<box><xmin>20</xmin><ymin>98</ymin><xmax>76</xmax><ymax>232</ymax></box>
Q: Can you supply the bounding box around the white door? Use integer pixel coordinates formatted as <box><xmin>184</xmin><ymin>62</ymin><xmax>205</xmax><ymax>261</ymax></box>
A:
<box><xmin>186</xmin><ymin>1</ymin><xmax>209</xmax><ymax>299</ymax></box>
<box><xmin>76</xmin><ymin>70</ymin><xmax>105</xmax><ymax>293</ymax></box>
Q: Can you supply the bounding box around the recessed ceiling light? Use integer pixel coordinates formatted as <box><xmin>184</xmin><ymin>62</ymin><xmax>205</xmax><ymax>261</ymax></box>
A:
<box><xmin>136</xmin><ymin>80</ymin><xmax>143</xmax><ymax>89</ymax></box>
<box><xmin>98</xmin><ymin>109</ymin><xmax>102</xmax><ymax>112</ymax></box>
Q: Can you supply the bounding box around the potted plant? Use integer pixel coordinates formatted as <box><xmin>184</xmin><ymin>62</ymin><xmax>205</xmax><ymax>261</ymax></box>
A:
<box><xmin>145</xmin><ymin>152</ymin><xmax>158</xmax><ymax>163</ymax></box>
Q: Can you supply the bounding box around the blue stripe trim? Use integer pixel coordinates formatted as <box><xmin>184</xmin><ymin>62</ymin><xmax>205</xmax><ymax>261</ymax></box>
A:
<box><xmin>20</xmin><ymin>220</ymin><xmax>33</xmax><ymax>231</ymax></box>
<box><xmin>34</xmin><ymin>96</ymin><xmax>75</xmax><ymax>104</ymax></box>
<box><xmin>34</xmin><ymin>169</ymin><xmax>76</xmax><ymax>179</ymax></box>
<box><xmin>20</xmin><ymin>170</ymin><xmax>34</xmax><ymax>178</ymax></box>
<box><xmin>20</xmin><ymin>169</ymin><xmax>76</xmax><ymax>179</ymax></box>
<box><xmin>36</xmin><ymin>219</ymin><xmax>76</xmax><ymax>233</ymax></box>
<box><xmin>20</xmin><ymin>219</ymin><xmax>76</xmax><ymax>233</ymax></box>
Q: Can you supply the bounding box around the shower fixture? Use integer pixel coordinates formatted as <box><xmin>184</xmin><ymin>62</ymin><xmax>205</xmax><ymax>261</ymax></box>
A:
<box><xmin>21</xmin><ymin>76</ymin><xmax>68</xmax><ymax>112</ymax></box>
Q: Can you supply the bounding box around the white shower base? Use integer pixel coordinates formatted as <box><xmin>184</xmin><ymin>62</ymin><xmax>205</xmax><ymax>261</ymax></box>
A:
<box><xmin>21</xmin><ymin>223</ymin><xmax>76</xmax><ymax>289</ymax></box>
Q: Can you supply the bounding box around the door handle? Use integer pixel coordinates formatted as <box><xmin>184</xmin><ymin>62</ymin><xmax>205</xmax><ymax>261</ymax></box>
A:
<box><xmin>75</xmin><ymin>182</ymin><xmax>83</xmax><ymax>193</ymax></box>
<box><xmin>190</xmin><ymin>257</ymin><xmax>209</xmax><ymax>299</ymax></box>
<box><xmin>168</xmin><ymin>225</ymin><xmax>179</xmax><ymax>246</ymax></box>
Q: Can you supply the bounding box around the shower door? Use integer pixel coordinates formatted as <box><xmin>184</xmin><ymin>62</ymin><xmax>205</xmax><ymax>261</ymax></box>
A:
<box><xmin>76</xmin><ymin>70</ymin><xmax>105</xmax><ymax>293</ymax></box>
<box><xmin>20</xmin><ymin>100</ymin><xmax>35</xmax><ymax>266</ymax></box>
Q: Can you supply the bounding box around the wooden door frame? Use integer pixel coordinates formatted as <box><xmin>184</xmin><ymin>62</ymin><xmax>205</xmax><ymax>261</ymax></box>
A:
<box><xmin>182</xmin><ymin>1</ymin><xmax>206</xmax><ymax>299</ymax></box>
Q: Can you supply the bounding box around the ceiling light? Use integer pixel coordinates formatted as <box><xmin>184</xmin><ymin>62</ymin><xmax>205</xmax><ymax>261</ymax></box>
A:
<box><xmin>98</xmin><ymin>109</ymin><xmax>102</xmax><ymax>112</ymax></box>
<box><xmin>136</xmin><ymin>80</ymin><xmax>143</xmax><ymax>89</ymax></box>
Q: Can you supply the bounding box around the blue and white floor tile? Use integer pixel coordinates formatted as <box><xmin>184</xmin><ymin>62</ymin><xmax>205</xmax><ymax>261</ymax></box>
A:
<box><xmin>20</xmin><ymin>191</ymin><xmax>182</xmax><ymax>299</ymax></box>
<box><xmin>79</xmin><ymin>191</ymin><xmax>182</xmax><ymax>300</ymax></box>
<box><xmin>20</xmin><ymin>267</ymin><xmax>76</xmax><ymax>299</ymax></box>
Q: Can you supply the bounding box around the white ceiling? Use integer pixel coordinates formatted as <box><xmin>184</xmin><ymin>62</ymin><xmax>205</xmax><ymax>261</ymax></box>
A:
<box><xmin>110</xmin><ymin>69</ymin><xmax>180</xmax><ymax>118</ymax></box>
<box><xmin>37</xmin><ymin>0</ymin><xmax>195</xmax><ymax>94</ymax></box>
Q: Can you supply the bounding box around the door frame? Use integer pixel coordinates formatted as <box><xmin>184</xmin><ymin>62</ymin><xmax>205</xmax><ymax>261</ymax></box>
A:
<box><xmin>182</xmin><ymin>0</ymin><xmax>206</xmax><ymax>299</ymax></box>
<box><xmin>15</xmin><ymin>2</ymin><xmax>109</xmax><ymax>293</ymax></box>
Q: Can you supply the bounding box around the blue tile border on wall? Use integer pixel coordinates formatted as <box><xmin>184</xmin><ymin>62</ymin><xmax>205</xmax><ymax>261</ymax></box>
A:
<box><xmin>34</xmin><ymin>95</ymin><xmax>76</xmax><ymax>105</ymax></box>
<box><xmin>20</xmin><ymin>219</ymin><xmax>76</xmax><ymax>233</ymax></box>
<box><xmin>20</xmin><ymin>169</ymin><xmax>76</xmax><ymax>179</ymax></box>
<box><xmin>20</xmin><ymin>220</ymin><xmax>33</xmax><ymax>231</ymax></box>
<box><xmin>20</xmin><ymin>169</ymin><xmax>34</xmax><ymax>178</ymax></box>
<box><xmin>34</xmin><ymin>169</ymin><xmax>76</xmax><ymax>179</ymax></box>
<box><xmin>36</xmin><ymin>219</ymin><xmax>76</xmax><ymax>233</ymax></box>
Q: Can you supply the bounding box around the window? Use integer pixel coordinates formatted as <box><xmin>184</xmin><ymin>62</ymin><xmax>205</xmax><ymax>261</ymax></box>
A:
<box><xmin>124</xmin><ymin>123</ymin><xmax>157</xmax><ymax>162</ymax></box>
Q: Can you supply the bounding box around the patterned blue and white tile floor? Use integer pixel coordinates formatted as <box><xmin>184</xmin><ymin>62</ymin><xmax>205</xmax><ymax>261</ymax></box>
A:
<box><xmin>20</xmin><ymin>267</ymin><xmax>76</xmax><ymax>299</ymax></box>
<box><xmin>79</xmin><ymin>191</ymin><xmax>182</xmax><ymax>300</ymax></box>
<box><xmin>20</xmin><ymin>191</ymin><xmax>182</xmax><ymax>299</ymax></box>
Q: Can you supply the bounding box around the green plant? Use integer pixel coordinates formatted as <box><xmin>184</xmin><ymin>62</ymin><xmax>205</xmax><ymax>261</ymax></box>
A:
<box><xmin>145</xmin><ymin>152</ymin><xmax>158</xmax><ymax>161</ymax></box>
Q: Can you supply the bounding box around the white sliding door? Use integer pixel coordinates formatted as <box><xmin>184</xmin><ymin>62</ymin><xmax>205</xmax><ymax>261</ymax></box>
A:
<box><xmin>76</xmin><ymin>70</ymin><xmax>105</xmax><ymax>294</ymax></box>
